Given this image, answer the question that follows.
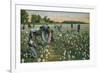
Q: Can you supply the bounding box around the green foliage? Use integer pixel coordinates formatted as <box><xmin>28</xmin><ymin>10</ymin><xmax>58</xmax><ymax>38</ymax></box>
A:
<box><xmin>31</xmin><ymin>15</ymin><xmax>54</xmax><ymax>24</ymax></box>
<box><xmin>31</xmin><ymin>14</ymin><xmax>41</xmax><ymax>24</ymax></box>
<box><xmin>43</xmin><ymin>16</ymin><xmax>51</xmax><ymax>23</ymax></box>
<box><xmin>21</xmin><ymin>10</ymin><xmax>29</xmax><ymax>25</ymax></box>
<box><xmin>21</xmin><ymin>24</ymin><xmax>89</xmax><ymax>63</ymax></box>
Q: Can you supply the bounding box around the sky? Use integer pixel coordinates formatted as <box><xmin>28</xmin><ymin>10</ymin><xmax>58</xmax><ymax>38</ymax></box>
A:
<box><xmin>26</xmin><ymin>10</ymin><xmax>90</xmax><ymax>23</ymax></box>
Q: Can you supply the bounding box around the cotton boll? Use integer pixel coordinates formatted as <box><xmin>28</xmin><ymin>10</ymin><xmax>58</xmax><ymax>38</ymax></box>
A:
<box><xmin>40</xmin><ymin>54</ymin><xmax>43</xmax><ymax>58</ymax></box>
<box><xmin>72</xmin><ymin>55</ymin><xmax>75</xmax><ymax>59</ymax></box>
<box><xmin>46</xmin><ymin>45</ymin><xmax>49</xmax><ymax>48</ymax></box>
<box><xmin>25</xmin><ymin>31</ymin><xmax>28</xmax><ymax>34</ymax></box>
<box><xmin>63</xmin><ymin>50</ymin><xmax>66</xmax><ymax>56</ymax></box>
<box><xmin>38</xmin><ymin>58</ymin><xmax>41</xmax><ymax>62</ymax></box>
<box><xmin>45</xmin><ymin>49</ymin><xmax>49</xmax><ymax>53</ymax></box>
<box><xmin>59</xmin><ymin>34</ymin><xmax>62</xmax><ymax>37</ymax></box>
<box><xmin>48</xmin><ymin>52</ymin><xmax>50</xmax><ymax>55</ymax></box>
<box><xmin>25</xmin><ymin>53</ymin><xmax>28</xmax><ymax>58</ymax></box>
<box><xmin>29</xmin><ymin>40</ymin><xmax>33</xmax><ymax>44</ymax></box>
<box><xmin>22</xmin><ymin>58</ymin><xmax>24</xmax><ymax>63</ymax></box>
<box><xmin>42</xmin><ymin>59</ymin><xmax>45</xmax><ymax>62</ymax></box>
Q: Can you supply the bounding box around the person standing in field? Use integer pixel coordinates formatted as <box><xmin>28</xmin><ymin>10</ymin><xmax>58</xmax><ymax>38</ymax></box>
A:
<box><xmin>71</xmin><ymin>24</ymin><xmax>73</xmax><ymax>29</ymax></box>
<box><xmin>77</xmin><ymin>24</ymin><xmax>80</xmax><ymax>33</ymax></box>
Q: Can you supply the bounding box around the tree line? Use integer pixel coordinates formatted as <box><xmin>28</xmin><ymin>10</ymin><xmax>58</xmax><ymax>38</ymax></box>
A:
<box><xmin>21</xmin><ymin>10</ymin><xmax>88</xmax><ymax>29</ymax></box>
<box><xmin>21</xmin><ymin>10</ymin><xmax>54</xmax><ymax>28</ymax></box>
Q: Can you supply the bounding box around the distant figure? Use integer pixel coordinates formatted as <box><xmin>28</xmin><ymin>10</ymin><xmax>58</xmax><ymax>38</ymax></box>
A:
<box><xmin>54</xmin><ymin>25</ymin><xmax>62</xmax><ymax>32</ymax></box>
<box><xmin>71</xmin><ymin>24</ymin><xmax>73</xmax><ymax>29</ymax></box>
<box><xmin>59</xmin><ymin>25</ymin><xmax>62</xmax><ymax>32</ymax></box>
<box><xmin>77</xmin><ymin>24</ymin><xmax>80</xmax><ymax>33</ymax></box>
<box><xmin>50</xmin><ymin>30</ymin><xmax>54</xmax><ymax>42</ymax></box>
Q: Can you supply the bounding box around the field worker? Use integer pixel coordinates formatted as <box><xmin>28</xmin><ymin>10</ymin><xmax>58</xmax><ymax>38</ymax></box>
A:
<box><xmin>29</xmin><ymin>28</ymin><xmax>39</xmax><ymax>40</ymax></box>
<box><xmin>28</xmin><ymin>39</ymin><xmax>38</xmax><ymax>58</ymax></box>
<box><xmin>30</xmin><ymin>29</ymin><xmax>38</xmax><ymax>34</ymax></box>
<box><xmin>40</xmin><ymin>24</ymin><xmax>50</xmax><ymax>33</ymax></box>
<box><xmin>71</xmin><ymin>24</ymin><xmax>73</xmax><ymax>29</ymax></box>
<box><xmin>77</xmin><ymin>24</ymin><xmax>80</xmax><ymax>33</ymax></box>
<box><xmin>28</xmin><ymin>29</ymin><xmax>38</xmax><ymax>58</ymax></box>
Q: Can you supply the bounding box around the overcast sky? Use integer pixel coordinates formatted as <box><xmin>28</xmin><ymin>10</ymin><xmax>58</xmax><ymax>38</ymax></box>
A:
<box><xmin>26</xmin><ymin>10</ymin><xmax>89</xmax><ymax>23</ymax></box>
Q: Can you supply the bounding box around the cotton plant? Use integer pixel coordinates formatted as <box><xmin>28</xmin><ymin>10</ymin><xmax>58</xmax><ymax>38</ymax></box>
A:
<box><xmin>21</xmin><ymin>25</ymin><xmax>89</xmax><ymax>62</ymax></box>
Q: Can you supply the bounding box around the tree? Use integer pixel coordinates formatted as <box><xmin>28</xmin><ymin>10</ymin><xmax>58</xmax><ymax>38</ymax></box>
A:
<box><xmin>21</xmin><ymin>10</ymin><xmax>28</xmax><ymax>29</ymax></box>
<box><xmin>31</xmin><ymin>14</ymin><xmax>42</xmax><ymax>25</ymax></box>
<box><xmin>43</xmin><ymin>16</ymin><xmax>48</xmax><ymax>23</ymax></box>
<box><xmin>31</xmin><ymin>15</ymin><xmax>36</xmax><ymax>24</ymax></box>
<box><xmin>43</xmin><ymin>16</ymin><xmax>52</xmax><ymax>23</ymax></box>
<box><xmin>36</xmin><ymin>15</ymin><xmax>41</xmax><ymax>23</ymax></box>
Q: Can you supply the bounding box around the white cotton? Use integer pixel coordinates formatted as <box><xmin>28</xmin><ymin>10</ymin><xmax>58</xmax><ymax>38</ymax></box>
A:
<box><xmin>45</xmin><ymin>49</ymin><xmax>49</xmax><ymax>52</ymax></box>
<box><xmin>29</xmin><ymin>40</ymin><xmax>33</xmax><ymax>44</ymax></box>
<box><xmin>63</xmin><ymin>50</ymin><xmax>66</xmax><ymax>56</ymax></box>
<box><xmin>59</xmin><ymin>34</ymin><xmax>62</xmax><ymax>37</ymax></box>
<box><xmin>38</xmin><ymin>58</ymin><xmax>41</xmax><ymax>62</ymax></box>
<box><xmin>42</xmin><ymin>59</ymin><xmax>45</xmax><ymax>62</ymax></box>
<box><xmin>40</xmin><ymin>54</ymin><xmax>43</xmax><ymax>58</ymax></box>
<box><xmin>22</xmin><ymin>58</ymin><xmax>24</xmax><ymax>63</ymax></box>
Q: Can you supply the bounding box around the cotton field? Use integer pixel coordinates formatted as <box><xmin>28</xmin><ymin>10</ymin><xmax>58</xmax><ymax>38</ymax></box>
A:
<box><xmin>21</xmin><ymin>24</ymin><xmax>89</xmax><ymax>63</ymax></box>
